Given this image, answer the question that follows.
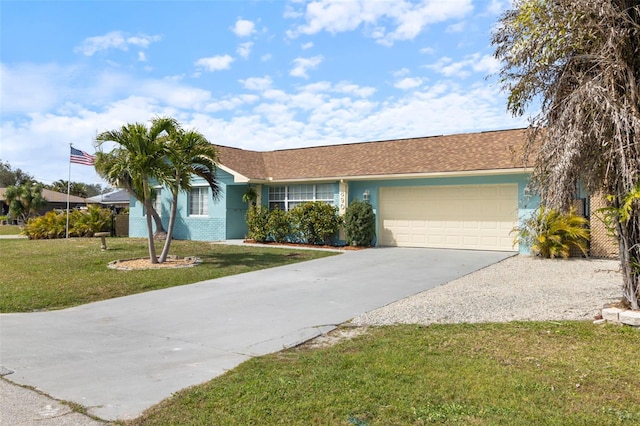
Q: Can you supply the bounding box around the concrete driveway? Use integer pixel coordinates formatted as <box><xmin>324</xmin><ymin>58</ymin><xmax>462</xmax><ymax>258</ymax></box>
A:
<box><xmin>0</xmin><ymin>247</ymin><xmax>512</xmax><ymax>421</ymax></box>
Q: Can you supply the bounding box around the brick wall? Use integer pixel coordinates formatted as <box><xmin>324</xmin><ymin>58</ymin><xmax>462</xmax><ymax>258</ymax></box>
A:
<box><xmin>589</xmin><ymin>194</ymin><xmax>619</xmax><ymax>259</ymax></box>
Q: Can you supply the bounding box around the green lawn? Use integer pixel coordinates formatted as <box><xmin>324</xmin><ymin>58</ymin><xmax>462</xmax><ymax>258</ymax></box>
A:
<box><xmin>128</xmin><ymin>322</ymin><xmax>640</xmax><ymax>426</ymax></box>
<box><xmin>0</xmin><ymin>238</ymin><xmax>337</xmax><ymax>312</ymax></box>
<box><xmin>0</xmin><ymin>225</ymin><xmax>22</xmax><ymax>235</ymax></box>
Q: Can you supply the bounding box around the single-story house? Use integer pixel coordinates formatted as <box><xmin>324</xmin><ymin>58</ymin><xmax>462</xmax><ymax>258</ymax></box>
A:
<box><xmin>86</xmin><ymin>188</ymin><xmax>130</xmax><ymax>212</ymax></box>
<box><xmin>0</xmin><ymin>187</ymin><xmax>87</xmax><ymax>219</ymax></box>
<box><xmin>129</xmin><ymin>128</ymin><xmax>528</xmax><ymax>252</ymax></box>
<box><xmin>128</xmin><ymin>128</ymin><xmax>616</xmax><ymax>255</ymax></box>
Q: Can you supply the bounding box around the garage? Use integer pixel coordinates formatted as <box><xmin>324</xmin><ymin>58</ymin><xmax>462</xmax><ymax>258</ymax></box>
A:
<box><xmin>379</xmin><ymin>184</ymin><xmax>519</xmax><ymax>251</ymax></box>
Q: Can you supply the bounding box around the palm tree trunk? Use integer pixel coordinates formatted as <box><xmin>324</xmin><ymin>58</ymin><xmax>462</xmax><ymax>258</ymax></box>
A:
<box><xmin>151</xmin><ymin>209</ymin><xmax>167</xmax><ymax>240</ymax></box>
<box><xmin>144</xmin><ymin>199</ymin><xmax>158</xmax><ymax>264</ymax></box>
<box><xmin>142</xmin><ymin>181</ymin><xmax>158</xmax><ymax>264</ymax></box>
<box><xmin>158</xmin><ymin>193</ymin><xmax>178</xmax><ymax>263</ymax></box>
<box><xmin>121</xmin><ymin>180</ymin><xmax>166</xmax><ymax>237</ymax></box>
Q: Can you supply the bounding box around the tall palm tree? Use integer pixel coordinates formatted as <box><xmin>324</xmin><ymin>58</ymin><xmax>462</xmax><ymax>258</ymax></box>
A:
<box><xmin>95</xmin><ymin>118</ymin><xmax>176</xmax><ymax>263</ymax></box>
<box><xmin>157</xmin><ymin>126</ymin><xmax>221</xmax><ymax>262</ymax></box>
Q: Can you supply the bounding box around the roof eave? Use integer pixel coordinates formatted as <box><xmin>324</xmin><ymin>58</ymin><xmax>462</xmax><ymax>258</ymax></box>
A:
<box><xmin>260</xmin><ymin>168</ymin><xmax>532</xmax><ymax>184</ymax></box>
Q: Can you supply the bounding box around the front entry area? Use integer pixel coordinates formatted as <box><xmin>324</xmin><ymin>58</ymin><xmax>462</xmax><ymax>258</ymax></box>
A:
<box><xmin>378</xmin><ymin>184</ymin><xmax>519</xmax><ymax>251</ymax></box>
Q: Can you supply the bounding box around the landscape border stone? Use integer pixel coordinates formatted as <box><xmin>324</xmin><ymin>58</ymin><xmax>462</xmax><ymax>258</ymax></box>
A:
<box><xmin>601</xmin><ymin>307</ymin><xmax>640</xmax><ymax>327</ymax></box>
<box><xmin>107</xmin><ymin>256</ymin><xmax>202</xmax><ymax>270</ymax></box>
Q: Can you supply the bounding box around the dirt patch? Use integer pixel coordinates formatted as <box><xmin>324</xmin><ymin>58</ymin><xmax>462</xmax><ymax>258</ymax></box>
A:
<box><xmin>303</xmin><ymin>326</ymin><xmax>370</xmax><ymax>349</ymax></box>
<box><xmin>108</xmin><ymin>256</ymin><xmax>201</xmax><ymax>270</ymax></box>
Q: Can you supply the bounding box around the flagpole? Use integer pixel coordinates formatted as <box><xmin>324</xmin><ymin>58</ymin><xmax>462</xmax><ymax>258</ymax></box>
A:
<box><xmin>66</xmin><ymin>143</ymin><xmax>72</xmax><ymax>239</ymax></box>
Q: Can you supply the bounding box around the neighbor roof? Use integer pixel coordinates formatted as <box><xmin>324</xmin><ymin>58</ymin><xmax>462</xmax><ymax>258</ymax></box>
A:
<box><xmin>215</xmin><ymin>128</ymin><xmax>531</xmax><ymax>182</ymax></box>
<box><xmin>86</xmin><ymin>189</ymin><xmax>130</xmax><ymax>205</ymax></box>
<box><xmin>0</xmin><ymin>188</ymin><xmax>86</xmax><ymax>204</ymax></box>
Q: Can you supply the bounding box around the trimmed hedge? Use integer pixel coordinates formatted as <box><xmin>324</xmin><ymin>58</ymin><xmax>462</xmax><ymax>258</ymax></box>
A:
<box><xmin>245</xmin><ymin>201</ymin><xmax>343</xmax><ymax>245</ymax></box>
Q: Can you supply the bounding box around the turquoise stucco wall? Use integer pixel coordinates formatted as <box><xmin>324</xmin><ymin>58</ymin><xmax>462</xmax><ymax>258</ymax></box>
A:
<box><xmin>129</xmin><ymin>168</ymin><xmax>238</xmax><ymax>242</ymax></box>
<box><xmin>130</xmin><ymin>171</ymin><xmax>539</xmax><ymax>253</ymax></box>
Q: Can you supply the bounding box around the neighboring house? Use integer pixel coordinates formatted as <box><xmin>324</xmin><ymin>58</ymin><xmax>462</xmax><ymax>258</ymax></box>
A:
<box><xmin>86</xmin><ymin>188</ymin><xmax>130</xmax><ymax>212</ymax></box>
<box><xmin>0</xmin><ymin>187</ymin><xmax>86</xmax><ymax>219</ymax></box>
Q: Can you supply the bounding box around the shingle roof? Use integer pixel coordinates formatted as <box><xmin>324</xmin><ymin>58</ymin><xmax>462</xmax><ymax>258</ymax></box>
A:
<box><xmin>0</xmin><ymin>188</ymin><xmax>86</xmax><ymax>203</ymax></box>
<box><xmin>215</xmin><ymin>128</ymin><xmax>531</xmax><ymax>182</ymax></box>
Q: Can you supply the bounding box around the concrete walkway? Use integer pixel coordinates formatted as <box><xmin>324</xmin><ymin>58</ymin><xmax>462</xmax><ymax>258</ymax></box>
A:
<box><xmin>0</xmin><ymin>247</ymin><xmax>512</xmax><ymax>422</ymax></box>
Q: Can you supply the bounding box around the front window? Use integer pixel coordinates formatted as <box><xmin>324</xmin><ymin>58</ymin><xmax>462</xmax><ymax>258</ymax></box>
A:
<box><xmin>143</xmin><ymin>187</ymin><xmax>162</xmax><ymax>217</ymax></box>
<box><xmin>268</xmin><ymin>183</ymin><xmax>335</xmax><ymax>211</ymax></box>
<box><xmin>189</xmin><ymin>187</ymin><xmax>209</xmax><ymax>216</ymax></box>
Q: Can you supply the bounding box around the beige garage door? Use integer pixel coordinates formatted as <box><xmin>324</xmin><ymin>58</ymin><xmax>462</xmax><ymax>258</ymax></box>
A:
<box><xmin>379</xmin><ymin>184</ymin><xmax>518</xmax><ymax>251</ymax></box>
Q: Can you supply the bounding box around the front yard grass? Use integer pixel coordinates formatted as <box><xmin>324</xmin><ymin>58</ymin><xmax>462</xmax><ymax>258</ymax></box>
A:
<box><xmin>128</xmin><ymin>321</ymin><xmax>640</xmax><ymax>426</ymax></box>
<box><xmin>0</xmin><ymin>238</ymin><xmax>337</xmax><ymax>312</ymax></box>
<box><xmin>0</xmin><ymin>224</ymin><xmax>21</xmax><ymax>235</ymax></box>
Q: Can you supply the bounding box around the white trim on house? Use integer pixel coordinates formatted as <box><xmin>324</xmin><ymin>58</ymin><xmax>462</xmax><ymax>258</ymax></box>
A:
<box><xmin>218</xmin><ymin>164</ymin><xmax>250</xmax><ymax>183</ymax></box>
<box><xmin>241</xmin><ymin>168</ymin><xmax>531</xmax><ymax>184</ymax></box>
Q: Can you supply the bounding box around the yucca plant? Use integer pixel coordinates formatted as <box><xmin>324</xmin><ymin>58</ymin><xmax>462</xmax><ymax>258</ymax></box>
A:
<box><xmin>512</xmin><ymin>206</ymin><xmax>590</xmax><ymax>258</ymax></box>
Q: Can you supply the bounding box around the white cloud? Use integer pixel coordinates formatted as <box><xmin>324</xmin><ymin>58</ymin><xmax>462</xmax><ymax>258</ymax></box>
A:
<box><xmin>392</xmin><ymin>67</ymin><xmax>411</xmax><ymax>78</ymax></box>
<box><xmin>301</xmin><ymin>41</ymin><xmax>314</xmax><ymax>50</ymax></box>
<box><xmin>232</xmin><ymin>19</ymin><xmax>256</xmax><ymax>37</ymax></box>
<box><xmin>287</xmin><ymin>0</ymin><xmax>474</xmax><ymax>46</ymax></box>
<box><xmin>74</xmin><ymin>31</ymin><xmax>162</xmax><ymax>56</ymax></box>
<box><xmin>290</xmin><ymin>55</ymin><xmax>323</xmax><ymax>79</ymax></box>
<box><xmin>240</xmin><ymin>76</ymin><xmax>273</xmax><ymax>91</ymax></box>
<box><xmin>426</xmin><ymin>53</ymin><xmax>500</xmax><ymax>78</ymax></box>
<box><xmin>138</xmin><ymin>52</ymin><xmax>147</xmax><ymax>62</ymax></box>
<box><xmin>333</xmin><ymin>82</ymin><xmax>376</xmax><ymax>98</ymax></box>
<box><xmin>395</xmin><ymin>77</ymin><xmax>423</xmax><ymax>90</ymax></box>
<box><xmin>446</xmin><ymin>21</ymin><xmax>466</xmax><ymax>33</ymax></box>
<box><xmin>485</xmin><ymin>0</ymin><xmax>507</xmax><ymax>16</ymax></box>
<box><xmin>194</xmin><ymin>54</ymin><xmax>234</xmax><ymax>72</ymax></box>
<box><xmin>237</xmin><ymin>42</ymin><xmax>253</xmax><ymax>59</ymax></box>
<box><xmin>1</xmin><ymin>63</ymin><xmax>63</xmax><ymax>114</ymax></box>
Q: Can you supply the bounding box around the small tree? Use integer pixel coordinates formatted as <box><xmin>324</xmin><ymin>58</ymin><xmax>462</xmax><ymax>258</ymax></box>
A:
<box><xmin>4</xmin><ymin>183</ymin><xmax>47</xmax><ymax>223</ymax></box>
<box><xmin>492</xmin><ymin>0</ymin><xmax>640</xmax><ymax>309</ymax></box>
<box><xmin>345</xmin><ymin>199</ymin><xmax>376</xmax><ymax>246</ymax></box>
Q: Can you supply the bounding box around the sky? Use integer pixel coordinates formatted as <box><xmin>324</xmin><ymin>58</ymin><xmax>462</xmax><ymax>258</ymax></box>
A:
<box><xmin>1</xmin><ymin>0</ymin><xmax>527</xmax><ymax>187</ymax></box>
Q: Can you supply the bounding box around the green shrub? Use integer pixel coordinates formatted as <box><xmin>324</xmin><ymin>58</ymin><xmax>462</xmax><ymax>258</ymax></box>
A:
<box><xmin>70</xmin><ymin>205</ymin><xmax>111</xmax><ymax>237</ymax></box>
<box><xmin>23</xmin><ymin>211</ymin><xmax>67</xmax><ymax>239</ymax></box>
<box><xmin>245</xmin><ymin>205</ymin><xmax>270</xmax><ymax>242</ymax></box>
<box><xmin>512</xmin><ymin>206</ymin><xmax>589</xmax><ymax>258</ymax></box>
<box><xmin>22</xmin><ymin>207</ymin><xmax>112</xmax><ymax>239</ymax></box>
<box><xmin>289</xmin><ymin>202</ymin><xmax>343</xmax><ymax>245</ymax></box>
<box><xmin>267</xmin><ymin>207</ymin><xmax>291</xmax><ymax>243</ymax></box>
<box><xmin>345</xmin><ymin>199</ymin><xmax>376</xmax><ymax>246</ymax></box>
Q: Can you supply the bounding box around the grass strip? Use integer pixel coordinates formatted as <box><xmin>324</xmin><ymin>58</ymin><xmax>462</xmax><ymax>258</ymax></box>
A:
<box><xmin>128</xmin><ymin>322</ymin><xmax>640</xmax><ymax>426</ymax></box>
<box><xmin>0</xmin><ymin>238</ymin><xmax>336</xmax><ymax>312</ymax></box>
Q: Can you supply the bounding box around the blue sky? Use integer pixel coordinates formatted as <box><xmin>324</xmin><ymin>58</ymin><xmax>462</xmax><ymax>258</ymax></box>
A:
<box><xmin>1</xmin><ymin>0</ymin><xmax>526</xmax><ymax>186</ymax></box>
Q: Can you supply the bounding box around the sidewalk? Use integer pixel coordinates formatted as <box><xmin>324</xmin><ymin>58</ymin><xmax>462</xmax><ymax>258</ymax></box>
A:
<box><xmin>0</xmin><ymin>379</ymin><xmax>105</xmax><ymax>425</ymax></box>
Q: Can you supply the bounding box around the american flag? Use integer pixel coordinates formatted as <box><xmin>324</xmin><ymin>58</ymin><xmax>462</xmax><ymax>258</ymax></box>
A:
<box><xmin>70</xmin><ymin>146</ymin><xmax>95</xmax><ymax>166</ymax></box>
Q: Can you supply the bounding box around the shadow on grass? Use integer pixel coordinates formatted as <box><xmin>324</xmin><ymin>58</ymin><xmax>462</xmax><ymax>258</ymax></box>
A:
<box><xmin>197</xmin><ymin>250</ymin><xmax>316</xmax><ymax>269</ymax></box>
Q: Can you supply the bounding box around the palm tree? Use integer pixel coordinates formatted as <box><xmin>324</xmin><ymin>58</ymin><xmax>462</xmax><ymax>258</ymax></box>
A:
<box><xmin>95</xmin><ymin>118</ymin><xmax>176</xmax><ymax>263</ymax></box>
<box><xmin>157</xmin><ymin>125</ymin><xmax>221</xmax><ymax>262</ymax></box>
<box><xmin>4</xmin><ymin>182</ymin><xmax>47</xmax><ymax>223</ymax></box>
<box><xmin>94</xmin><ymin>150</ymin><xmax>167</xmax><ymax>239</ymax></box>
